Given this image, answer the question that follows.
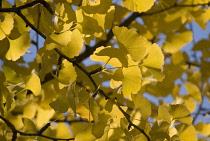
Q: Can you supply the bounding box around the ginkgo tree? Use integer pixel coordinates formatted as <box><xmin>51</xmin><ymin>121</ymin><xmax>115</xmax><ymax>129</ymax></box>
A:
<box><xmin>0</xmin><ymin>0</ymin><xmax>210</xmax><ymax>140</ymax></box>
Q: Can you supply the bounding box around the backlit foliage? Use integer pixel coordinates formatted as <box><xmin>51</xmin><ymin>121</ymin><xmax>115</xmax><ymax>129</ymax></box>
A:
<box><xmin>0</xmin><ymin>0</ymin><xmax>210</xmax><ymax>140</ymax></box>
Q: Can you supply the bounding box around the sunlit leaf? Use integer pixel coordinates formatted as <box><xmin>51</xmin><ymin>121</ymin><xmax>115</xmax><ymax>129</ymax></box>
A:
<box><xmin>75</xmin><ymin>123</ymin><xmax>96</xmax><ymax>141</ymax></box>
<box><xmin>113</xmin><ymin>26</ymin><xmax>147</xmax><ymax>62</ymax></box>
<box><xmin>157</xmin><ymin>105</ymin><xmax>171</xmax><ymax>123</ymax></box>
<box><xmin>176</xmin><ymin>124</ymin><xmax>197</xmax><ymax>141</ymax></box>
<box><xmin>90</xmin><ymin>46</ymin><xmax>128</xmax><ymax>68</ymax></box>
<box><xmin>131</xmin><ymin>93</ymin><xmax>151</xmax><ymax>119</ymax></box>
<box><xmin>195</xmin><ymin>122</ymin><xmax>210</xmax><ymax>136</ymax></box>
<box><xmin>58</xmin><ymin>59</ymin><xmax>77</xmax><ymax>84</ymax></box>
<box><xmin>122</xmin><ymin>0</ymin><xmax>155</xmax><ymax>13</ymax></box>
<box><xmin>185</xmin><ymin>82</ymin><xmax>202</xmax><ymax>103</ymax></box>
<box><xmin>5</xmin><ymin>32</ymin><xmax>30</xmax><ymax>61</ymax></box>
<box><xmin>23</xmin><ymin>73</ymin><xmax>41</xmax><ymax>96</ymax></box>
<box><xmin>170</xmin><ymin>104</ymin><xmax>190</xmax><ymax>120</ymax></box>
<box><xmin>0</xmin><ymin>13</ymin><xmax>14</xmax><ymax>40</ymax></box>
<box><xmin>61</xmin><ymin>29</ymin><xmax>83</xmax><ymax>58</ymax></box>
<box><xmin>142</xmin><ymin>43</ymin><xmax>165</xmax><ymax>81</ymax></box>
<box><xmin>23</xmin><ymin>101</ymin><xmax>37</xmax><ymax>119</ymax></box>
<box><xmin>163</xmin><ymin>31</ymin><xmax>192</xmax><ymax>53</ymax></box>
<box><xmin>22</xmin><ymin>118</ymin><xmax>37</xmax><ymax>133</ymax></box>
<box><xmin>2</xmin><ymin>66</ymin><xmax>22</xmax><ymax>84</ymax></box>
<box><xmin>56</xmin><ymin>123</ymin><xmax>73</xmax><ymax>138</ymax></box>
<box><xmin>48</xmin><ymin>31</ymin><xmax>72</xmax><ymax>47</ymax></box>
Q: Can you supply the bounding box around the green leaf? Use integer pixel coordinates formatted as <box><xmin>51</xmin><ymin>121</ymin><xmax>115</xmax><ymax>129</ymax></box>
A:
<box><xmin>0</xmin><ymin>13</ymin><xmax>14</xmax><ymax>40</ymax></box>
<box><xmin>113</xmin><ymin>26</ymin><xmax>147</xmax><ymax>62</ymax></box>
<box><xmin>2</xmin><ymin>66</ymin><xmax>22</xmax><ymax>84</ymax></box>
<box><xmin>142</xmin><ymin>43</ymin><xmax>165</xmax><ymax>81</ymax></box>
<box><xmin>5</xmin><ymin>32</ymin><xmax>30</xmax><ymax>61</ymax></box>
<box><xmin>58</xmin><ymin>59</ymin><xmax>77</xmax><ymax>85</ymax></box>
<box><xmin>24</xmin><ymin>73</ymin><xmax>41</xmax><ymax>96</ymax></box>
<box><xmin>163</xmin><ymin>31</ymin><xmax>192</xmax><ymax>53</ymax></box>
<box><xmin>122</xmin><ymin>0</ymin><xmax>155</xmax><ymax>13</ymax></box>
<box><xmin>131</xmin><ymin>93</ymin><xmax>151</xmax><ymax>119</ymax></box>
<box><xmin>185</xmin><ymin>82</ymin><xmax>202</xmax><ymax>103</ymax></box>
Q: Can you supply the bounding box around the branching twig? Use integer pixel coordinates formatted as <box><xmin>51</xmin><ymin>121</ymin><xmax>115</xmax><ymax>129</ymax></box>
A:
<box><xmin>0</xmin><ymin>115</ymin><xmax>74</xmax><ymax>140</ymax></box>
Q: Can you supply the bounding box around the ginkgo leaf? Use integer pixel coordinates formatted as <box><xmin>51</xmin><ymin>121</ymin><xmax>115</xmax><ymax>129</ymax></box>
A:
<box><xmin>85</xmin><ymin>97</ymin><xmax>100</xmax><ymax>122</ymax></box>
<box><xmin>58</xmin><ymin>59</ymin><xmax>77</xmax><ymax>84</ymax></box>
<box><xmin>5</xmin><ymin>32</ymin><xmax>30</xmax><ymax>61</ymax></box>
<box><xmin>195</xmin><ymin>122</ymin><xmax>210</xmax><ymax>136</ymax></box>
<box><xmin>90</xmin><ymin>46</ymin><xmax>128</xmax><ymax>67</ymax></box>
<box><xmin>22</xmin><ymin>118</ymin><xmax>37</xmax><ymax>133</ymax></box>
<box><xmin>61</xmin><ymin>29</ymin><xmax>83</xmax><ymax>58</ymax></box>
<box><xmin>0</xmin><ymin>13</ymin><xmax>14</xmax><ymax>40</ymax></box>
<box><xmin>122</xmin><ymin>66</ymin><xmax>141</xmax><ymax>97</ymax></box>
<box><xmin>163</xmin><ymin>31</ymin><xmax>192</xmax><ymax>53</ymax></box>
<box><xmin>2</xmin><ymin>66</ymin><xmax>22</xmax><ymax>84</ymax></box>
<box><xmin>92</xmin><ymin>113</ymin><xmax>111</xmax><ymax>138</ymax></box>
<box><xmin>157</xmin><ymin>105</ymin><xmax>171</xmax><ymax>123</ymax></box>
<box><xmin>110</xmin><ymin>69</ymin><xmax>123</xmax><ymax>89</ymax></box>
<box><xmin>170</xmin><ymin>104</ymin><xmax>190</xmax><ymax>120</ymax></box>
<box><xmin>23</xmin><ymin>73</ymin><xmax>41</xmax><ymax>96</ymax></box>
<box><xmin>122</xmin><ymin>0</ymin><xmax>155</xmax><ymax>13</ymax></box>
<box><xmin>112</xmin><ymin>26</ymin><xmax>147</xmax><ymax>62</ymax></box>
<box><xmin>49</xmin><ymin>87</ymin><xmax>70</xmax><ymax>113</ymax></box>
<box><xmin>23</xmin><ymin>101</ymin><xmax>37</xmax><ymax>119</ymax></box>
<box><xmin>131</xmin><ymin>93</ymin><xmax>151</xmax><ymax>119</ymax></box>
<box><xmin>176</xmin><ymin>124</ymin><xmax>197</xmax><ymax>141</ymax></box>
<box><xmin>142</xmin><ymin>43</ymin><xmax>165</xmax><ymax>81</ymax></box>
<box><xmin>185</xmin><ymin>82</ymin><xmax>202</xmax><ymax>103</ymax></box>
<box><xmin>75</xmin><ymin>123</ymin><xmax>96</xmax><ymax>141</ymax></box>
<box><xmin>81</xmin><ymin>0</ymin><xmax>112</xmax><ymax>14</ymax></box>
<box><xmin>56</xmin><ymin>123</ymin><xmax>73</xmax><ymax>138</ymax></box>
<box><xmin>48</xmin><ymin>31</ymin><xmax>72</xmax><ymax>47</ymax></box>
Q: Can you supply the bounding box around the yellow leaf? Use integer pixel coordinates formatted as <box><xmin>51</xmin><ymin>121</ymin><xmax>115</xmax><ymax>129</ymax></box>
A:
<box><xmin>122</xmin><ymin>0</ymin><xmax>155</xmax><ymax>13</ymax></box>
<box><xmin>58</xmin><ymin>59</ymin><xmax>77</xmax><ymax>84</ymax></box>
<box><xmin>23</xmin><ymin>101</ymin><xmax>37</xmax><ymax>119</ymax></box>
<box><xmin>112</xmin><ymin>26</ymin><xmax>147</xmax><ymax>62</ymax></box>
<box><xmin>56</xmin><ymin>123</ymin><xmax>73</xmax><ymax>138</ymax></box>
<box><xmin>170</xmin><ymin>104</ymin><xmax>190</xmax><ymax>120</ymax></box>
<box><xmin>0</xmin><ymin>13</ymin><xmax>14</xmax><ymax>40</ymax></box>
<box><xmin>142</xmin><ymin>43</ymin><xmax>165</xmax><ymax>81</ymax></box>
<box><xmin>176</xmin><ymin>124</ymin><xmax>197</xmax><ymax>141</ymax></box>
<box><xmin>75</xmin><ymin>123</ymin><xmax>96</xmax><ymax>141</ymax></box>
<box><xmin>195</xmin><ymin>122</ymin><xmax>210</xmax><ymax>136</ymax></box>
<box><xmin>90</xmin><ymin>46</ymin><xmax>128</xmax><ymax>68</ymax></box>
<box><xmin>131</xmin><ymin>94</ymin><xmax>151</xmax><ymax>119</ymax></box>
<box><xmin>22</xmin><ymin>118</ymin><xmax>37</xmax><ymax>133</ymax></box>
<box><xmin>2</xmin><ymin>66</ymin><xmax>22</xmax><ymax>84</ymax></box>
<box><xmin>122</xmin><ymin>66</ymin><xmax>141</xmax><ymax>97</ymax></box>
<box><xmin>81</xmin><ymin>0</ymin><xmax>112</xmax><ymax>14</ymax></box>
<box><xmin>24</xmin><ymin>73</ymin><xmax>41</xmax><ymax>96</ymax></box>
<box><xmin>157</xmin><ymin>105</ymin><xmax>171</xmax><ymax>123</ymax></box>
<box><xmin>110</xmin><ymin>69</ymin><xmax>123</xmax><ymax>89</ymax></box>
<box><xmin>49</xmin><ymin>87</ymin><xmax>70</xmax><ymax>113</ymax></box>
<box><xmin>49</xmin><ymin>31</ymin><xmax>72</xmax><ymax>47</ymax></box>
<box><xmin>85</xmin><ymin>97</ymin><xmax>100</xmax><ymax>123</ymax></box>
<box><xmin>163</xmin><ymin>31</ymin><xmax>192</xmax><ymax>53</ymax></box>
<box><xmin>5</xmin><ymin>32</ymin><xmax>30</xmax><ymax>61</ymax></box>
<box><xmin>185</xmin><ymin>82</ymin><xmax>202</xmax><ymax>103</ymax></box>
<box><xmin>61</xmin><ymin>29</ymin><xmax>83</xmax><ymax>58</ymax></box>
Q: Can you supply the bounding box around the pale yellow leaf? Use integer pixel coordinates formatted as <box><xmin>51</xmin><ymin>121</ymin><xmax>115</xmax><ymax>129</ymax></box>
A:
<box><xmin>122</xmin><ymin>0</ymin><xmax>155</xmax><ymax>13</ymax></box>
<box><xmin>6</xmin><ymin>32</ymin><xmax>30</xmax><ymax>61</ymax></box>
<box><xmin>24</xmin><ymin>73</ymin><xmax>41</xmax><ymax>96</ymax></box>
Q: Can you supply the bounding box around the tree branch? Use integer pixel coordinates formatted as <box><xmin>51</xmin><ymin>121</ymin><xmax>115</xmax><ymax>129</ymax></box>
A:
<box><xmin>0</xmin><ymin>115</ymin><xmax>74</xmax><ymax>140</ymax></box>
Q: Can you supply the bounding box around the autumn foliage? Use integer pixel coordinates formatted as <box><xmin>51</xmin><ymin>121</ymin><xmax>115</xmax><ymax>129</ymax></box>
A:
<box><xmin>0</xmin><ymin>0</ymin><xmax>210</xmax><ymax>141</ymax></box>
